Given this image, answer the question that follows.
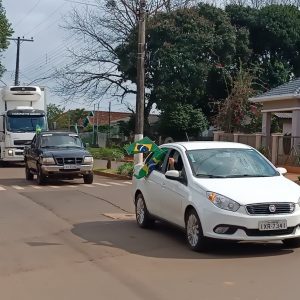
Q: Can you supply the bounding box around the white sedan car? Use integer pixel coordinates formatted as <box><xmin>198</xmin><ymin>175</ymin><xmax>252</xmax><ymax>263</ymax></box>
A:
<box><xmin>133</xmin><ymin>142</ymin><xmax>300</xmax><ymax>252</ymax></box>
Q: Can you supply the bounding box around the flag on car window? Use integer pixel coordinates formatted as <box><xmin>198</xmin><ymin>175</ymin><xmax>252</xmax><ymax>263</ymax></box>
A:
<box><xmin>125</xmin><ymin>137</ymin><xmax>159</xmax><ymax>155</ymax></box>
<box><xmin>134</xmin><ymin>148</ymin><xmax>167</xmax><ymax>179</ymax></box>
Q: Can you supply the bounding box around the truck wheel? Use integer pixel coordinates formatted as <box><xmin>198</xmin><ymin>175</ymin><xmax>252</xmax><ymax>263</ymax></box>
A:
<box><xmin>83</xmin><ymin>173</ymin><xmax>93</xmax><ymax>184</ymax></box>
<box><xmin>25</xmin><ymin>163</ymin><xmax>34</xmax><ymax>180</ymax></box>
<box><xmin>37</xmin><ymin>165</ymin><xmax>46</xmax><ymax>185</ymax></box>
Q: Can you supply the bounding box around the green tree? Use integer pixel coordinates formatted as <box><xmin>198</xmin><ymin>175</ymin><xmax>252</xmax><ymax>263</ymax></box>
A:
<box><xmin>226</xmin><ymin>5</ymin><xmax>300</xmax><ymax>89</ymax></box>
<box><xmin>159</xmin><ymin>103</ymin><xmax>208</xmax><ymax>139</ymax></box>
<box><xmin>116</xmin><ymin>4</ymin><xmax>247</xmax><ymax>120</ymax></box>
<box><xmin>47</xmin><ymin>104</ymin><xmax>65</xmax><ymax>130</ymax></box>
<box><xmin>0</xmin><ymin>1</ymin><xmax>13</xmax><ymax>77</ymax></box>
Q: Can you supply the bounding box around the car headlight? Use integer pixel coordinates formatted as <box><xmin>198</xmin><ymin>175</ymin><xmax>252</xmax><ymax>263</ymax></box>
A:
<box><xmin>206</xmin><ymin>192</ymin><xmax>240</xmax><ymax>212</ymax></box>
<box><xmin>83</xmin><ymin>156</ymin><xmax>93</xmax><ymax>164</ymax></box>
<box><xmin>41</xmin><ymin>157</ymin><xmax>55</xmax><ymax>165</ymax></box>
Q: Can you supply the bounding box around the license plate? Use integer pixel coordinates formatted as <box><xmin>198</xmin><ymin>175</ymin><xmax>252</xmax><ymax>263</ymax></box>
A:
<box><xmin>258</xmin><ymin>220</ymin><xmax>287</xmax><ymax>231</ymax></box>
<box><xmin>63</xmin><ymin>165</ymin><xmax>77</xmax><ymax>170</ymax></box>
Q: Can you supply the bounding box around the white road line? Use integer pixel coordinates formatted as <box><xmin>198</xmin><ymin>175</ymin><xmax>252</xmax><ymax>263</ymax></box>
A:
<box><xmin>123</xmin><ymin>181</ymin><xmax>132</xmax><ymax>185</ymax></box>
<box><xmin>93</xmin><ymin>183</ymin><xmax>111</xmax><ymax>187</ymax></box>
<box><xmin>0</xmin><ymin>186</ymin><xmax>6</xmax><ymax>191</ymax></box>
<box><xmin>30</xmin><ymin>185</ymin><xmax>42</xmax><ymax>189</ymax></box>
<box><xmin>82</xmin><ymin>184</ymin><xmax>94</xmax><ymax>188</ymax></box>
<box><xmin>106</xmin><ymin>182</ymin><xmax>125</xmax><ymax>186</ymax></box>
<box><xmin>49</xmin><ymin>186</ymin><xmax>60</xmax><ymax>189</ymax></box>
<box><xmin>65</xmin><ymin>185</ymin><xmax>77</xmax><ymax>188</ymax></box>
<box><xmin>12</xmin><ymin>185</ymin><xmax>24</xmax><ymax>190</ymax></box>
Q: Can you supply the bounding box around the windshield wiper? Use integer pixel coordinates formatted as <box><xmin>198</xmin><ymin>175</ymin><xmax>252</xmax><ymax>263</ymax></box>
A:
<box><xmin>41</xmin><ymin>146</ymin><xmax>58</xmax><ymax>148</ymax></box>
<box><xmin>224</xmin><ymin>174</ymin><xmax>272</xmax><ymax>178</ymax></box>
<box><xmin>195</xmin><ymin>174</ymin><xmax>226</xmax><ymax>178</ymax></box>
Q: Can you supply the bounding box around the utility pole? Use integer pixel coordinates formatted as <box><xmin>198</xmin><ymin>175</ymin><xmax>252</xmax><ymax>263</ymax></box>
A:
<box><xmin>8</xmin><ymin>37</ymin><xmax>34</xmax><ymax>86</ymax></box>
<box><xmin>134</xmin><ymin>0</ymin><xmax>146</xmax><ymax>164</ymax></box>
<box><xmin>108</xmin><ymin>101</ymin><xmax>111</xmax><ymax>145</ymax></box>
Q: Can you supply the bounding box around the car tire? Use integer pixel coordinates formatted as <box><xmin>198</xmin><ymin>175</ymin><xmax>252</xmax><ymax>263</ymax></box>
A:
<box><xmin>25</xmin><ymin>163</ymin><xmax>34</xmax><ymax>180</ymax></box>
<box><xmin>135</xmin><ymin>193</ymin><xmax>154</xmax><ymax>228</ymax></box>
<box><xmin>282</xmin><ymin>238</ymin><xmax>300</xmax><ymax>248</ymax></box>
<box><xmin>37</xmin><ymin>165</ymin><xmax>46</xmax><ymax>185</ymax></box>
<box><xmin>185</xmin><ymin>208</ymin><xmax>209</xmax><ymax>252</ymax></box>
<box><xmin>83</xmin><ymin>173</ymin><xmax>93</xmax><ymax>184</ymax></box>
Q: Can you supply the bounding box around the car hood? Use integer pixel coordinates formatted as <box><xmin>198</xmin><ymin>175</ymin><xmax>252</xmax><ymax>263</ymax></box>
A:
<box><xmin>42</xmin><ymin>148</ymin><xmax>91</xmax><ymax>157</ymax></box>
<box><xmin>194</xmin><ymin>176</ymin><xmax>300</xmax><ymax>205</ymax></box>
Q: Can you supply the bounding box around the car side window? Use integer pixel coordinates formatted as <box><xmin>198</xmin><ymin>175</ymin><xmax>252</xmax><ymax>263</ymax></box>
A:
<box><xmin>167</xmin><ymin>150</ymin><xmax>184</xmax><ymax>172</ymax></box>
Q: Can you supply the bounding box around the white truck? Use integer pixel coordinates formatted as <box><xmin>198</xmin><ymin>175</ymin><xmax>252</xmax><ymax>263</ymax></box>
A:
<box><xmin>0</xmin><ymin>86</ymin><xmax>47</xmax><ymax>163</ymax></box>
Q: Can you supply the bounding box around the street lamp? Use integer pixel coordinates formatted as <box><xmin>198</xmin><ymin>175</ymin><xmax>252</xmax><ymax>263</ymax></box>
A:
<box><xmin>134</xmin><ymin>0</ymin><xmax>146</xmax><ymax>164</ymax></box>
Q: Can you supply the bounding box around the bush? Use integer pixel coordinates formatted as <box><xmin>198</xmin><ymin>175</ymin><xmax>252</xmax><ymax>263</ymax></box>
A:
<box><xmin>117</xmin><ymin>162</ymin><xmax>134</xmax><ymax>177</ymax></box>
<box><xmin>88</xmin><ymin>147</ymin><xmax>124</xmax><ymax>161</ymax></box>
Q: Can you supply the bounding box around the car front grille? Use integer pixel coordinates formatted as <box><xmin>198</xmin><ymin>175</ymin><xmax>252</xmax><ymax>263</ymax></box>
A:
<box><xmin>55</xmin><ymin>157</ymin><xmax>83</xmax><ymax>165</ymax></box>
<box><xmin>246</xmin><ymin>203</ymin><xmax>295</xmax><ymax>215</ymax></box>
<box><xmin>14</xmin><ymin>140</ymin><xmax>31</xmax><ymax>145</ymax></box>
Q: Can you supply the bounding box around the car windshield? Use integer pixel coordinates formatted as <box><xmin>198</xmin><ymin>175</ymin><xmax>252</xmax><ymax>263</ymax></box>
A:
<box><xmin>7</xmin><ymin>116</ymin><xmax>46</xmax><ymax>132</ymax></box>
<box><xmin>41</xmin><ymin>134</ymin><xmax>83</xmax><ymax>148</ymax></box>
<box><xmin>186</xmin><ymin>148</ymin><xmax>279</xmax><ymax>178</ymax></box>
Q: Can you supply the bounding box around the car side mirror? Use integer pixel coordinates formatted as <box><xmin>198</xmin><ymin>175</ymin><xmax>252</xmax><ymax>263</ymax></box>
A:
<box><xmin>276</xmin><ymin>167</ymin><xmax>287</xmax><ymax>175</ymax></box>
<box><xmin>165</xmin><ymin>170</ymin><xmax>181</xmax><ymax>180</ymax></box>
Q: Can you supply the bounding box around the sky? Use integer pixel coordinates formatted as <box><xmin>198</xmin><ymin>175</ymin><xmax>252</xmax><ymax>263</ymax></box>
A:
<box><xmin>1</xmin><ymin>0</ymin><xmax>135</xmax><ymax>113</ymax></box>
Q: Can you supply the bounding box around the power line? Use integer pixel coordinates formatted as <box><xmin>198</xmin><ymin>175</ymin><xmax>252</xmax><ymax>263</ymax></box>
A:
<box><xmin>24</xmin><ymin>2</ymin><xmax>67</xmax><ymax>36</ymax></box>
<box><xmin>14</xmin><ymin>0</ymin><xmax>42</xmax><ymax>29</ymax></box>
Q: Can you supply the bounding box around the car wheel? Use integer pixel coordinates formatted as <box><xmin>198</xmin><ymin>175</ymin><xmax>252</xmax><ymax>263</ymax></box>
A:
<box><xmin>83</xmin><ymin>173</ymin><xmax>93</xmax><ymax>184</ymax></box>
<box><xmin>135</xmin><ymin>193</ymin><xmax>153</xmax><ymax>228</ymax></box>
<box><xmin>37</xmin><ymin>165</ymin><xmax>46</xmax><ymax>185</ymax></box>
<box><xmin>282</xmin><ymin>238</ymin><xmax>300</xmax><ymax>248</ymax></box>
<box><xmin>185</xmin><ymin>208</ymin><xmax>209</xmax><ymax>252</ymax></box>
<box><xmin>25</xmin><ymin>163</ymin><xmax>34</xmax><ymax>180</ymax></box>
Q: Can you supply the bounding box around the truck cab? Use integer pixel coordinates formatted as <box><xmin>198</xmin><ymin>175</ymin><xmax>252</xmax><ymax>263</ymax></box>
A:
<box><xmin>0</xmin><ymin>86</ymin><xmax>47</xmax><ymax>162</ymax></box>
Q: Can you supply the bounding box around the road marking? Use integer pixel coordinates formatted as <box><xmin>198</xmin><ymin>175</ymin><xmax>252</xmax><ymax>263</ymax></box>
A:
<box><xmin>123</xmin><ymin>181</ymin><xmax>132</xmax><ymax>185</ymax></box>
<box><xmin>82</xmin><ymin>184</ymin><xmax>94</xmax><ymax>188</ymax></box>
<box><xmin>106</xmin><ymin>182</ymin><xmax>125</xmax><ymax>186</ymax></box>
<box><xmin>49</xmin><ymin>186</ymin><xmax>60</xmax><ymax>189</ymax></box>
<box><xmin>30</xmin><ymin>185</ymin><xmax>42</xmax><ymax>189</ymax></box>
<box><xmin>12</xmin><ymin>185</ymin><xmax>24</xmax><ymax>190</ymax></box>
<box><xmin>0</xmin><ymin>186</ymin><xmax>6</xmax><ymax>191</ymax></box>
<box><xmin>64</xmin><ymin>185</ymin><xmax>76</xmax><ymax>188</ymax></box>
<box><xmin>93</xmin><ymin>183</ymin><xmax>111</xmax><ymax>187</ymax></box>
<box><xmin>103</xmin><ymin>213</ymin><xmax>135</xmax><ymax>220</ymax></box>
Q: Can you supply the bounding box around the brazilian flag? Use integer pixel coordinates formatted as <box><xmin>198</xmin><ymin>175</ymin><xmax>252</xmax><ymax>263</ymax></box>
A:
<box><xmin>134</xmin><ymin>148</ymin><xmax>167</xmax><ymax>179</ymax></box>
<box><xmin>125</xmin><ymin>137</ymin><xmax>159</xmax><ymax>155</ymax></box>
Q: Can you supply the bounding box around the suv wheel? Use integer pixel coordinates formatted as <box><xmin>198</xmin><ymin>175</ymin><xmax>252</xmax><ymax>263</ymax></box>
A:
<box><xmin>135</xmin><ymin>193</ymin><xmax>153</xmax><ymax>228</ymax></box>
<box><xmin>25</xmin><ymin>163</ymin><xmax>34</xmax><ymax>180</ymax></box>
<box><xmin>83</xmin><ymin>173</ymin><xmax>93</xmax><ymax>184</ymax></box>
<box><xmin>37</xmin><ymin>165</ymin><xmax>46</xmax><ymax>185</ymax></box>
<box><xmin>282</xmin><ymin>238</ymin><xmax>300</xmax><ymax>248</ymax></box>
<box><xmin>186</xmin><ymin>208</ymin><xmax>209</xmax><ymax>252</ymax></box>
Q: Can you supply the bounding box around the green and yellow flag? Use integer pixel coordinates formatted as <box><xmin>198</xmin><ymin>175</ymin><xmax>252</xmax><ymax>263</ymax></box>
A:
<box><xmin>125</xmin><ymin>137</ymin><xmax>159</xmax><ymax>155</ymax></box>
<box><xmin>134</xmin><ymin>148</ymin><xmax>167</xmax><ymax>179</ymax></box>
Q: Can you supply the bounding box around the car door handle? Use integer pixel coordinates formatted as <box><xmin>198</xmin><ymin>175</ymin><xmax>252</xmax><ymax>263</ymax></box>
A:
<box><xmin>161</xmin><ymin>183</ymin><xmax>166</xmax><ymax>188</ymax></box>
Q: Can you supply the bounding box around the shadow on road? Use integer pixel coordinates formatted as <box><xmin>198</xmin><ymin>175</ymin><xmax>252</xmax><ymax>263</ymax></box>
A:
<box><xmin>0</xmin><ymin>162</ymin><xmax>24</xmax><ymax>168</ymax></box>
<box><xmin>71</xmin><ymin>220</ymin><xmax>293</xmax><ymax>259</ymax></box>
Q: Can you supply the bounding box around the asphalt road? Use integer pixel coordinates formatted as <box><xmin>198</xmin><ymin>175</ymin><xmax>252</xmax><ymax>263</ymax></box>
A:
<box><xmin>0</xmin><ymin>164</ymin><xmax>299</xmax><ymax>300</ymax></box>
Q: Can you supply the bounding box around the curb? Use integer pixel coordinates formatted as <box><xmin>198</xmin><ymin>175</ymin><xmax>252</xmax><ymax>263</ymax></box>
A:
<box><xmin>93</xmin><ymin>170</ymin><xmax>132</xmax><ymax>180</ymax></box>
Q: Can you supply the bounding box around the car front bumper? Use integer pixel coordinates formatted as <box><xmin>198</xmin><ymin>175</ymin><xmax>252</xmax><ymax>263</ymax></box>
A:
<box><xmin>199</xmin><ymin>204</ymin><xmax>300</xmax><ymax>241</ymax></box>
<box><xmin>41</xmin><ymin>164</ymin><xmax>93</xmax><ymax>175</ymax></box>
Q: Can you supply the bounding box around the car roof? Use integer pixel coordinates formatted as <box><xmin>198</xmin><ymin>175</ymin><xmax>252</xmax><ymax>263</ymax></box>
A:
<box><xmin>160</xmin><ymin>141</ymin><xmax>253</xmax><ymax>151</ymax></box>
<box><xmin>39</xmin><ymin>131</ymin><xmax>79</xmax><ymax>136</ymax></box>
